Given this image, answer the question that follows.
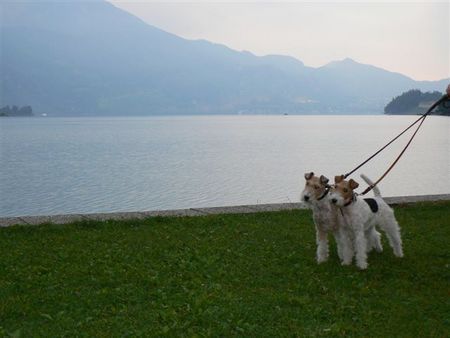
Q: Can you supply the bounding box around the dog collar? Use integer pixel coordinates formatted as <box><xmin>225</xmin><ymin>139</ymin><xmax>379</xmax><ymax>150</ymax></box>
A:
<box><xmin>343</xmin><ymin>193</ymin><xmax>357</xmax><ymax>207</ymax></box>
<box><xmin>317</xmin><ymin>187</ymin><xmax>330</xmax><ymax>201</ymax></box>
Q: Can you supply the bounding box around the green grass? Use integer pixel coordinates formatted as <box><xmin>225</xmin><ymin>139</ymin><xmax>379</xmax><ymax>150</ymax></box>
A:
<box><xmin>1</xmin><ymin>202</ymin><xmax>449</xmax><ymax>337</ymax></box>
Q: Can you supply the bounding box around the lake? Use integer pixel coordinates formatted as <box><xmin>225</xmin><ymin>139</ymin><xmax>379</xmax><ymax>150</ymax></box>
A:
<box><xmin>1</xmin><ymin>115</ymin><xmax>449</xmax><ymax>217</ymax></box>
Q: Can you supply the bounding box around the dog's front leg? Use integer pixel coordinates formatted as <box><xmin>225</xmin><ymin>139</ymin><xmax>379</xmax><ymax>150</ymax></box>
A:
<box><xmin>335</xmin><ymin>232</ymin><xmax>344</xmax><ymax>261</ymax></box>
<box><xmin>336</xmin><ymin>228</ymin><xmax>353</xmax><ymax>265</ymax></box>
<box><xmin>316</xmin><ymin>227</ymin><xmax>329</xmax><ymax>263</ymax></box>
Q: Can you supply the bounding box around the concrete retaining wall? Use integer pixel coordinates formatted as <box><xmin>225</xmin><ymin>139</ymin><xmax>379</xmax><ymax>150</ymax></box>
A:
<box><xmin>1</xmin><ymin>194</ymin><xmax>449</xmax><ymax>227</ymax></box>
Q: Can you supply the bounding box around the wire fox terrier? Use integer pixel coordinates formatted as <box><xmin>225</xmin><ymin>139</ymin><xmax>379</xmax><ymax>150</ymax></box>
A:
<box><xmin>301</xmin><ymin>172</ymin><xmax>353</xmax><ymax>265</ymax></box>
<box><xmin>329</xmin><ymin>174</ymin><xmax>404</xmax><ymax>270</ymax></box>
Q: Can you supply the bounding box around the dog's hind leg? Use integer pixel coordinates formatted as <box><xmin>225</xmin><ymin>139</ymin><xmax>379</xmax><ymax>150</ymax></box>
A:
<box><xmin>354</xmin><ymin>229</ymin><xmax>369</xmax><ymax>270</ymax></box>
<box><xmin>381</xmin><ymin>217</ymin><xmax>404</xmax><ymax>257</ymax></box>
<box><xmin>367</xmin><ymin>228</ymin><xmax>383</xmax><ymax>253</ymax></box>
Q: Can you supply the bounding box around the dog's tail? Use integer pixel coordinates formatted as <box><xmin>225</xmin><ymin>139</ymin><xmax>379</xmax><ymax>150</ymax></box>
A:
<box><xmin>360</xmin><ymin>174</ymin><xmax>381</xmax><ymax>197</ymax></box>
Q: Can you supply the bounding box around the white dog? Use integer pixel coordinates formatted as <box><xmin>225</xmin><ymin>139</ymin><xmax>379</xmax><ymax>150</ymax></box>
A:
<box><xmin>329</xmin><ymin>174</ymin><xmax>404</xmax><ymax>270</ymax></box>
<box><xmin>301</xmin><ymin>172</ymin><xmax>353</xmax><ymax>265</ymax></box>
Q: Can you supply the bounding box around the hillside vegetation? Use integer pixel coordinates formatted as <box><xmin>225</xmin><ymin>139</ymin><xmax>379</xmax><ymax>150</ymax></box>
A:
<box><xmin>0</xmin><ymin>105</ymin><xmax>33</xmax><ymax>117</ymax></box>
<box><xmin>384</xmin><ymin>89</ymin><xmax>449</xmax><ymax>115</ymax></box>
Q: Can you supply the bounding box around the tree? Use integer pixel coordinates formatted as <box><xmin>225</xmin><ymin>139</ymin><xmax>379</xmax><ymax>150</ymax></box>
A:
<box><xmin>384</xmin><ymin>89</ymin><xmax>448</xmax><ymax>115</ymax></box>
<box><xmin>384</xmin><ymin>89</ymin><xmax>422</xmax><ymax>114</ymax></box>
<box><xmin>0</xmin><ymin>105</ymin><xmax>34</xmax><ymax>116</ymax></box>
<box><xmin>18</xmin><ymin>106</ymin><xmax>32</xmax><ymax>116</ymax></box>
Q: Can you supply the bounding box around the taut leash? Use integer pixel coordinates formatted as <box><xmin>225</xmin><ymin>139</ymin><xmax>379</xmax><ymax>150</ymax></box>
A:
<box><xmin>359</xmin><ymin>112</ymin><xmax>427</xmax><ymax>195</ymax></box>
<box><xmin>343</xmin><ymin>92</ymin><xmax>449</xmax><ymax>181</ymax></box>
<box><xmin>343</xmin><ymin>86</ymin><xmax>450</xmax><ymax>195</ymax></box>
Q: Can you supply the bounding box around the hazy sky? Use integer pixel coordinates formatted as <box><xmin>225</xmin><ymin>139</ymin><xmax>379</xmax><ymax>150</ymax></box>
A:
<box><xmin>109</xmin><ymin>0</ymin><xmax>449</xmax><ymax>81</ymax></box>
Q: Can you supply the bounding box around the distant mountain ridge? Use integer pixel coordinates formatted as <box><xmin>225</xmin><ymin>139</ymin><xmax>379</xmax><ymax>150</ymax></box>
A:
<box><xmin>1</xmin><ymin>0</ymin><xmax>448</xmax><ymax>116</ymax></box>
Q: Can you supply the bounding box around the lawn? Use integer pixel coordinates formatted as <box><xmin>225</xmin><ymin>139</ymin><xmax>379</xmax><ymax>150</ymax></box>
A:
<box><xmin>0</xmin><ymin>201</ymin><xmax>449</xmax><ymax>337</ymax></box>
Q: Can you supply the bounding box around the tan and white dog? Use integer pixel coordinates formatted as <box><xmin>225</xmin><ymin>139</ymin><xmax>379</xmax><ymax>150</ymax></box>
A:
<box><xmin>301</xmin><ymin>172</ymin><xmax>353</xmax><ymax>265</ymax></box>
<box><xmin>329</xmin><ymin>174</ymin><xmax>404</xmax><ymax>270</ymax></box>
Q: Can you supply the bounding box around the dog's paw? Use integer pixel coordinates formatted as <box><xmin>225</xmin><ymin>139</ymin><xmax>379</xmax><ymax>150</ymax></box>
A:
<box><xmin>341</xmin><ymin>260</ymin><xmax>352</xmax><ymax>266</ymax></box>
<box><xmin>317</xmin><ymin>256</ymin><xmax>328</xmax><ymax>264</ymax></box>
<box><xmin>356</xmin><ymin>261</ymin><xmax>368</xmax><ymax>270</ymax></box>
<box><xmin>375</xmin><ymin>246</ymin><xmax>383</xmax><ymax>253</ymax></box>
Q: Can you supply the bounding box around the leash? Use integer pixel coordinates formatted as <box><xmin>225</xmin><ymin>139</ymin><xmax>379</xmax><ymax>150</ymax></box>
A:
<box><xmin>343</xmin><ymin>90</ymin><xmax>449</xmax><ymax>195</ymax></box>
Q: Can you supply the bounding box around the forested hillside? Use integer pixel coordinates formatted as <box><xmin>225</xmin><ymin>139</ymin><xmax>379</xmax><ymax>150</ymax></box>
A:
<box><xmin>384</xmin><ymin>90</ymin><xmax>449</xmax><ymax>115</ymax></box>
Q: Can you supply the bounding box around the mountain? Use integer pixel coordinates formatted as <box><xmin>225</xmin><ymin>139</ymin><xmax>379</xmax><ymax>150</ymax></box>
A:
<box><xmin>308</xmin><ymin>58</ymin><xmax>449</xmax><ymax>112</ymax></box>
<box><xmin>1</xmin><ymin>0</ymin><xmax>447</xmax><ymax>116</ymax></box>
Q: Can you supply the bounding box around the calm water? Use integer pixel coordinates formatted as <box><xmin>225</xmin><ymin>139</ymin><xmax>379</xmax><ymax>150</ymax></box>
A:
<box><xmin>1</xmin><ymin>115</ymin><xmax>449</xmax><ymax>217</ymax></box>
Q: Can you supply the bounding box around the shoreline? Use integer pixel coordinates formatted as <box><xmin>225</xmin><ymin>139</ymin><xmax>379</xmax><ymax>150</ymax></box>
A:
<box><xmin>1</xmin><ymin>193</ymin><xmax>449</xmax><ymax>227</ymax></box>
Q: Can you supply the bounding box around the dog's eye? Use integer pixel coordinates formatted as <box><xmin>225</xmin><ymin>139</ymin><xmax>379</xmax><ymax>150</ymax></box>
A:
<box><xmin>314</xmin><ymin>185</ymin><xmax>319</xmax><ymax>190</ymax></box>
<box><xmin>343</xmin><ymin>188</ymin><xmax>348</xmax><ymax>193</ymax></box>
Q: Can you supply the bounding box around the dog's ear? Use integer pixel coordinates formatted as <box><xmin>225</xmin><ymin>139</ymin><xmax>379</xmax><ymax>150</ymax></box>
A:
<box><xmin>304</xmin><ymin>172</ymin><xmax>314</xmax><ymax>180</ymax></box>
<box><xmin>334</xmin><ymin>175</ymin><xmax>344</xmax><ymax>183</ymax></box>
<box><xmin>320</xmin><ymin>175</ymin><xmax>329</xmax><ymax>185</ymax></box>
<box><xmin>349</xmin><ymin>179</ymin><xmax>359</xmax><ymax>190</ymax></box>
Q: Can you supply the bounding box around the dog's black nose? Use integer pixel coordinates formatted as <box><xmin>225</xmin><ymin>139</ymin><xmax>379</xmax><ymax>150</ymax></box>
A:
<box><xmin>331</xmin><ymin>198</ymin><xmax>337</xmax><ymax>204</ymax></box>
<box><xmin>304</xmin><ymin>196</ymin><xmax>309</xmax><ymax>201</ymax></box>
